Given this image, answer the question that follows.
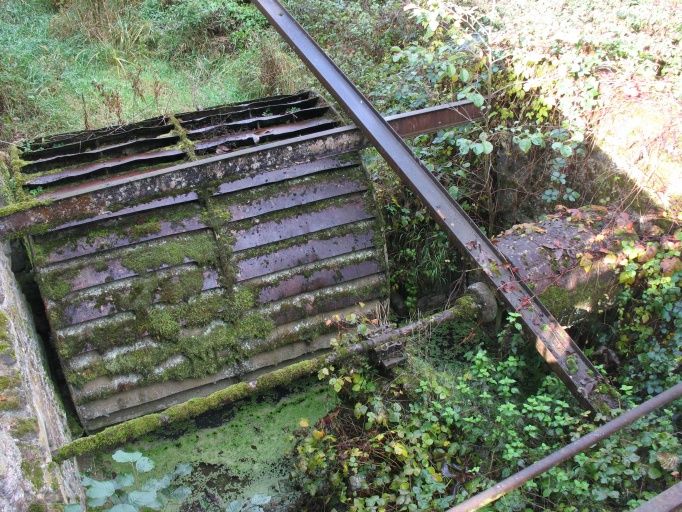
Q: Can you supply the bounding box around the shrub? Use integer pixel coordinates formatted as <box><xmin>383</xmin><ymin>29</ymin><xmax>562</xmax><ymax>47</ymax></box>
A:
<box><xmin>293</xmin><ymin>341</ymin><xmax>680</xmax><ymax>511</ymax></box>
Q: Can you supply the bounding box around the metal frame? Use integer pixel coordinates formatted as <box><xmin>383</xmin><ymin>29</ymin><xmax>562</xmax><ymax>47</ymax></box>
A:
<box><xmin>0</xmin><ymin>101</ymin><xmax>479</xmax><ymax>237</ymax></box>
<box><xmin>250</xmin><ymin>0</ymin><xmax>612</xmax><ymax>411</ymax></box>
<box><xmin>448</xmin><ymin>382</ymin><xmax>682</xmax><ymax>511</ymax></box>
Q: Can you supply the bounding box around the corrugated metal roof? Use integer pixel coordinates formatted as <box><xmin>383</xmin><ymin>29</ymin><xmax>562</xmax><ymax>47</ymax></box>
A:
<box><xmin>19</xmin><ymin>92</ymin><xmax>387</xmax><ymax>430</ymax></box>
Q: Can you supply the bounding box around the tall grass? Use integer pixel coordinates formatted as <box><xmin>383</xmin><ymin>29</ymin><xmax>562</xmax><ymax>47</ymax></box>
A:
<box><xmin>0</xmin><ymin>0</ymin><xmax>310</xmax><ymax>142</ymax></box>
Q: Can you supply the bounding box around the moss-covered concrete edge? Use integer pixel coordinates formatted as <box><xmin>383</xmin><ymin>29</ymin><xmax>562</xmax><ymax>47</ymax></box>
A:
<box><xmin>53</xmin><ymin>355</ymin><xmax>325</xmax><ymax>462</ymax></box>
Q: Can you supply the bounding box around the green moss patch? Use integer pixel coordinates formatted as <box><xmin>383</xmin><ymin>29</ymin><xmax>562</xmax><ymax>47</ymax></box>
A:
<box><xmin>0</xmin><ymin>374</ymin><xmax>20</xmax><ymax>391</ymax></box>
<box><xmin>31</xmin><ymin>202</ymin><xmax>202</xmax><ymax>266</ymax></box>
<box><xmin>67</xmin><ymin>288</ymin><xmax>274</xmax><ymax>396</ymax></box>
<box><xmin>0</xmin><ymin>310</ymin><xmax>9</xmax><ymax>343</ymax></box>
<box><xmin>21</xmin><ymin>458</ymin><xmax>44</xmax><ymax>490</ymax></box>
<box><xmin>119</xmin><ymin>232</ymin><xmax>218</xmax><ymax>274</ymax></box>
<box><xmin>11</xmin><ymin>417</ymin><xmax>38</xmax><ymax>437</ymax></box>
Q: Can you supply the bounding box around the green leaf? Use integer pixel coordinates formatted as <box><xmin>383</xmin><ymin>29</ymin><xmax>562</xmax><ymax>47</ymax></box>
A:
<box><xmin>470</xmin><ymin>92</ymin><xmax>485</xmax><ymax>108</ymax></box>
<box><xmin>647</xmin><ymin>465</ymin><xmax>663</xmax><ymax>479</ymax></box>
<box><xmin>530</xmin><ymin>132</ymin><xmax>544</xmax><ymax>146</ymax></box>
<box><xmin>459</xmin><ymin>68</ymin><xmax>470</xmax><ymax>82</ymax></box>
<box><xmin>226</xmin><ymin>500</ymin><xmax>243</xmax><ymax>512</ymax></box>
<box><xmin>171</xmin><ymin>486</ymin><xmax>192</xmax><ymax>501</ymax></box>
<box><xmin>129</xmin><ymin>490</ymin><xmax>161</xmax><ymax>510</ymax></box>
<box><xmin>174</xmin><ymin>463</ymin><xmax>192</xmax><ymax>477</ymax></box>
<box><xmin>481</xmin><ymin>140</ymin><xmax>493</xmax><ymax>155</ymax></box>
<box><xmin>471</xmin><ymin>142</ymin><xmax>484</xmax><ymax>156</ymax></box>
<box><xmin>518</xmin><ymin>138</ymin><xmax>532</xmax><ymax>153</ymax></box>
<box><xmin>115</xmin><ymin>473</ymin><xmax>134</xmax><ymax>488</ymax></box>
<box><xmin>86</xmin><ymin>480</ymin><xmax>117</xmax><ymax>500</ymax></box>
<box><xmin>250</xmin><ymin>494</ymin><xmax>272</xmax><ymax>506</ymax></box>
<box><xmin>112</xmin><ymin>450</ymin><xmax>142</xmax><ymax>464</ymax></box>
<box><xmin>448</xmin><ymin>185</ymin><xmax>460</xmax><ymax>200</ymax></box>
<box><xmin>456</xmin><ymin>138</ymin><xmax>471</xmax><ymax>155</ymax></box>
<box><xmin>393</xmin><ymin>442</ymin><xmax>409</xmax><ymax>457</ymax></box>
<box><xmin>143</xmin><ymin>475</ymin><xmax>171</xmax><ymax>492</ymax></box>
<box><xmin>135</xmin><ymin>457</ymin><xmax>155</xmax><ymax>473</ymax></box>
<box><xmin>87</xmin><ymin>497</ymin><xmax>108</xmax><ymax>508</ymax></box>
<box><xmin>64</xmin><ymin>505</ymin><xmax>84</xmax><ymax>512</ymax></box>
<box><xmin>559</xmin><ymin>144</ymin><xmax>573</xmax><ymax>158</ymax></box>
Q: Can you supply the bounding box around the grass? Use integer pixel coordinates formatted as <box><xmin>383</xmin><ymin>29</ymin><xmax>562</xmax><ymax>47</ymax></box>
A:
<box><xmin>0</xmin><ymin>0</ymin><xmax>309</xmax><ymax>142</ymax></box>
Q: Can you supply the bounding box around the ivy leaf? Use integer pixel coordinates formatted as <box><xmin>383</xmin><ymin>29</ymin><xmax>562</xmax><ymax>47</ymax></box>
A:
<box><xmin>448</xmin><ymin>185</ymin><xmax>460</xmax><ymax>200</ymax></box>
<box><xmin>86</xmin><ymin>480</ymin><xmax>117</xmax><ymax>500</ymax></box>
<box><xmin>393</xmin><ymin>442</ymin><xmax>409</xmax><ymax>457</ymax></box>
<box><xmin>112</xmin><ymin>451</ymin><xmax>142</xmax><ymax>464</ymax></box>
<box><xmin>87</xmin><ymin>497</ymin><xmax>108</xmax><ymax>508</ymax></box>
<box><xmin>226</xmin><ymin>500</ymin><xmax>243</xmax><ymax>512</ymax></box>
<box><xmin>530</xmin><ymin>132</ymin><xmax>544</xmax><ymax>146</ymax></box>
<box><xmin>115</xmin><ymin>474</ymin><xmax>134</xmax><ymax>488</ymax></box>
<box><xmin>481</xmin><ymin>140</ymin><xmax>493</xmax><ymax>154</ymax></box>
<box><xmin>250</xmin><ymin>494</ymin><xmax>272</xmax><ymax>506</ymax></box>
<box><xmin>129</xmin><ymin>490</ymin><xmax>161</xmax><ymax>510</ymax></box>
<box><xmin>174</xmin><ymin>463</ymin><xmax>192</xmax><ymax>478</ymax></box>
<box><xmin>171</xmin><ymin>486</ymin><xmax>192</xmax><ymax>501</ymax></box>
<box><xmin>459</xmin><ymin>68</ymin><xmax>470</xmax><ymax>82</ymax></box>
<box><xmin>518</xmin><ymin>138</ymin><xmax>532</xmax><ymax>153</ymax></box>
<box><xmin>135</xmin><ymin>457</ymin><xmax>155</xmax><ymax>473</ymax></box>
<box><xmin>648</xmin><ymin>465</ymin><xmax>663</xmax><ymax>479</ymax></box>
<box><xmin>455</xmin><ymin>138</ymin><xmax>471</xmax><ymax>155</ymax></box>
<box><xmin>143</xmin><ymin>475</ymin><xmax>171</xmax><ymax>492</ymax></box>
<box><xmin>560</xmin><ymin>144</ymin><xmax>573</xmax><ymax>158</ymax></box>
<box><xmin>470</xmin><ymin>92</ymin><xmax>485</xmax><ymax>108</ymax></box>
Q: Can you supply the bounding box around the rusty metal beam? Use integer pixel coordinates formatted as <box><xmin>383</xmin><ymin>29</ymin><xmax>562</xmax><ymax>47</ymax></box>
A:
<box><xmin>632</xmin><ymin>482</ymin><xmax>682</xmax><ymax>512</ymax></box>
<box><xmin>0</xmin><ymin>101</ymin><xmax>479</xmax><ymax>238</ymax></box>
<box><xmin>250</xmin><ymin>0</ymin><xmax>612</xmax><ymax>410</ymax></box>
<box><xmin>447</xmin><ymin>382</ymin><xmax>682</xmax><ymax>512</ymax></box>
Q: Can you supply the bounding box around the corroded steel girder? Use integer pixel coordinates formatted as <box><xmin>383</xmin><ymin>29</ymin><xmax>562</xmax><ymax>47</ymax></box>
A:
<box><xmin>251</xmin><ymin>0</ymin><xmax>615</xmax><ymax>410</ymax></box>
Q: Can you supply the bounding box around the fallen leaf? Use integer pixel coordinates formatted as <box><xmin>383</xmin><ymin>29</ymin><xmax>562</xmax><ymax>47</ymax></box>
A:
<box><xmin>660</xmin><ymin>257</ymin><xmax>682</xmax><ymax>275</ymax></box>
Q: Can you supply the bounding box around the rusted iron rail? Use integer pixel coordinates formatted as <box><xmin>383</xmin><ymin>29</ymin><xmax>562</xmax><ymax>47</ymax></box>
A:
<box><xmin>250</xmin><ymin>0</ymin><xmax>612</xmax><ymax>410</ymax></box>
<box><xmin>448</xmin><ymin>382</ymin><xmax>682</xmax><ymax>511</ymax></box>
<box><xmin>0</xmin><ymin>101</ymin><xmax>479</xmax><ymax>237</ymax></box>
<box><xmin>632</xmin><ymin>482</ymin><xmax>682</xmax><ymax>512</ymax></box>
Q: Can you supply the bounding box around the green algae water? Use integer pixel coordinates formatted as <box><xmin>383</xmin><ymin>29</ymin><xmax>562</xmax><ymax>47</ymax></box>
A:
<box><xmin>82</xmin><ymin>378</ymin><xmax>336</xmax><ymax>511</ymax></box>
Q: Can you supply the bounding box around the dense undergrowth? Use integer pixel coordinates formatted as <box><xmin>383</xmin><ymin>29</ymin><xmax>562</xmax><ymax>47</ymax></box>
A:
<box><xmin>293</xmin><ymin>230</ymin><xmax>681</xmax><ymax>511</ymax></box>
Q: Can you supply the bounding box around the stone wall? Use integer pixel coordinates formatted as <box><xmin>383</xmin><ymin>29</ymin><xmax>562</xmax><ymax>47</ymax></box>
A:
<box><xmin>0</xmin><ymin>241</ymin><xmax>82</xmax><ymax>511</ymax></box>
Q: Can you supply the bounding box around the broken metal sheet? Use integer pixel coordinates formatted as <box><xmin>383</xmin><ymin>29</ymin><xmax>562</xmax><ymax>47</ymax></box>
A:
<box><xmin>24</xmin><ymin>91</ymin><xmax>314</xmax><ymax>153</ymax></box>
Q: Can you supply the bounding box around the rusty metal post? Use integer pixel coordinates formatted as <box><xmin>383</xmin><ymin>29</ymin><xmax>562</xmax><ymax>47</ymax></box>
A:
<box><xmin>447</xmin><ymin>382</ymin><xmax>682</xmax><ymax>512</ymax></box>
<box><xmin>632</xmin><ymin>482</ymin><xmax>682</xmax><ymax>512</ymax></box>
<box><xmin>250</xmin><ymin>0</ymin><xmax>612</xmax><ymax>410</ymax></box>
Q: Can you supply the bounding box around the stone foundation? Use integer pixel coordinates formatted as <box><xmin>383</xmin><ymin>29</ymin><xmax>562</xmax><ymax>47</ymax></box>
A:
<box><xmin>0</xmin><ymin>241</ymin><xmax>82</xmax><ymax>511</ymax></box>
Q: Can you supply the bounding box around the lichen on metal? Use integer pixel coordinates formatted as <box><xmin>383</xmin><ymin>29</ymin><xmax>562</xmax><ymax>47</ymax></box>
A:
<box><xmin>17</xmin><ymin>92</ymin><xmax>389</xmax><ymax>430</ymax></box>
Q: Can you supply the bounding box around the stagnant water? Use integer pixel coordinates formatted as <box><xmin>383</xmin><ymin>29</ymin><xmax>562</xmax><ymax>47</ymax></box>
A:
<box><xmin>79</xmin><ymin>377</ymin><xmax>337</xmax><ymax>511</ymax></box>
